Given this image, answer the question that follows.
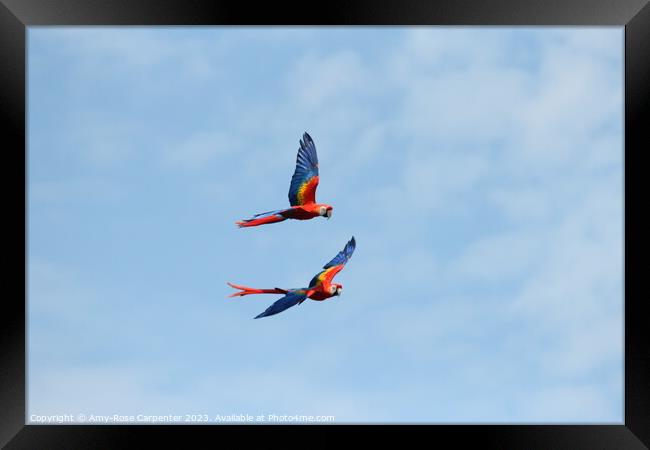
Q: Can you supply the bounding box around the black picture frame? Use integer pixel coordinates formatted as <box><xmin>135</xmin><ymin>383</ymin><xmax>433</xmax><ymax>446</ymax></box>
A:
<box><xmin>1</xmin><ymin>1</ymin><xmax>648</xmax><ymax>448</ymax></box>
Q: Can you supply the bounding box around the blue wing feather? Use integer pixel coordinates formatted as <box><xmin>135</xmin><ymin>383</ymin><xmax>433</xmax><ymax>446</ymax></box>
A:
<box><xmin>254</xmin><ymin>290</ymin><xmax>308</xmax><ymax>319</ymax></box>
<box><xmin>323</xmin><ymin>236</ymin><xmax>356</xmax><ymax>269</ymax></box>
<box><xmin>253</xmin><ymin>208</ymin><xmax>288</xmax><ymax>218</ymax></box>
<box><xmin>288</xmin><ymin>132</ymin><xmax>319</xmax><ymax>206</ymax></box>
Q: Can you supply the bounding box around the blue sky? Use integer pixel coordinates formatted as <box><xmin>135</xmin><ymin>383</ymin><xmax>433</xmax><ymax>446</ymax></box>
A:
<box><xmin>27</xmin><ymin>27</ymin><xmax>623</xmax><ymax>423</ymax></box>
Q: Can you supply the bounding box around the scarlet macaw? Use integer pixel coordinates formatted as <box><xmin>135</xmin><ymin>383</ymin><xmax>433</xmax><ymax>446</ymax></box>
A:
<box><xmin>236</xmin><ymin>132</ymin><xmax>333</xmax><ymax>227</ymax></box>
<box><xmin>227</xmin><ymin>237</ymin><xmax>356</xmax><ymax>319</ymax></box>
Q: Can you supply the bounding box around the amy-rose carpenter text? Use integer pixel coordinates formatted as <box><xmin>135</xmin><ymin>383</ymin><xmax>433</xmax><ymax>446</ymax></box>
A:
<box><xmin>81</xmin><ymin>414</ymin><xmax>210</xmax><ymax>423</ymax></box>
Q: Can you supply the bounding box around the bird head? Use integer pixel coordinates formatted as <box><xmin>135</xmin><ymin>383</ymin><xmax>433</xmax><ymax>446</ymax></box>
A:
<box><xmin>319</xmin><ymin>205</ymin><xmax>333</xmax><ymax>219</ymax></box>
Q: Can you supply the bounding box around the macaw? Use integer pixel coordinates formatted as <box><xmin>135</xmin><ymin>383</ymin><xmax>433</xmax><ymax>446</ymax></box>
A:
<box><xmin>236</xmin><ymin>132</ymin><xmax>333</xmax><ymax>227</ymax></box>
<box><xmin>227</xmin><ymin>237</ymin><xmax>356</xmax><ymax>319</ymax></box>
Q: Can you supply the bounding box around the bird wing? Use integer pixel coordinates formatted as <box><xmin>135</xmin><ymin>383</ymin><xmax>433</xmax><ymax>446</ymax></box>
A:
<box><xmin>309</xmin><ymin>236</ymin><xmax>356</xmax><ymax>287</ymax></box>
<box><xmin>288</xmin><ymin>132</ymin><xmax>319</xmax><ymax>206</ymax></box>
<box><xmin>254</xmin><ymin>290</ymin><xmax>308</xmax><ymax>319</ymax></box>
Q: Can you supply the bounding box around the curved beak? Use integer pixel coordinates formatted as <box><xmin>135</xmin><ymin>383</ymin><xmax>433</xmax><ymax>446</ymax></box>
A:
<box><xmin>326</xmin><ymin>209</ymin><xmax>332</xmax><ymax>219</ymax></box>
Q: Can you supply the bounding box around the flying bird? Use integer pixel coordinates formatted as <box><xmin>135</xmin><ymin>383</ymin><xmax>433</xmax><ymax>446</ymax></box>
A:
<box><xmin>236</xmin><ymin>132</ymin><xmax>333</xmax><ymax>227</ymax></box>
<box><xmin>227</xmin><ymin>236</ymin><xmax>356</xmax><ymax>319</ymax></box>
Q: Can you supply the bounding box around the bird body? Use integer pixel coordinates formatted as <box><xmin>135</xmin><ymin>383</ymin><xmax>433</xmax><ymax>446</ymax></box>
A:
<box><xmin>236</xmin><ymin>133</ymin><xmax>333</xmax><ymax>228</ymax></box>
<box><xmin>228</xmin><ymin>237</ymin><xmax>356</xmax><ymax>318</ymax></box>
<box><xmin>236</xmin><ymin>202</ymin><xmax>330</xmax><ymax>228</ymax></box>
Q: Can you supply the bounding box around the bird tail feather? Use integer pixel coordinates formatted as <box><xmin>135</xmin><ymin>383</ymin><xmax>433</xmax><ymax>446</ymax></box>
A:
<box><xmin>227</xmin><ymin>282</ymin><xmax>288</xmax><ymax>297</ymax></box>
<box><xmin>236</xmin><ymin>210</ymin><xmax>288</xmax><ymax>228</ymax></box>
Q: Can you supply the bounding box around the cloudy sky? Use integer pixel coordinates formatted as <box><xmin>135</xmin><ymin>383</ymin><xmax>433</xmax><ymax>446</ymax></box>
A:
<box><xmin>27</xmin><ymin>27</ymin><xmax>623</xmax><ymax>423</ymax></box>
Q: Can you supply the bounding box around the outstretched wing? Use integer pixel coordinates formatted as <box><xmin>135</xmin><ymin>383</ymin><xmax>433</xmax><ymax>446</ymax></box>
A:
<box><xmin>309</xmin><ymin>236</ymin><xmax>356</xmax><ymax>287</ymax></box>
<box><xmin>254</xmin><ymin>290</ymin><xmax>308</xmax><ymax>319</ymax></box>
<box><xmin>323</xmin><ymin>236</ymin><xmax>356</xmax><ymax>269</ymax></box>
<box><xmin>288</xmin><ymin>132</ymin><xmax>319</xmax><ymax>206</ymax></box>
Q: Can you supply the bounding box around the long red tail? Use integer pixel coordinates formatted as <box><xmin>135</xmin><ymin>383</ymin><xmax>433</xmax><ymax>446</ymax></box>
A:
<box><xmin>236</xmin><ymin>212</ymin><xmax>287</xmax><ymax>228</ymax></box>
<box><xmin>227</xmin><ymin>282</ymin><xmax>288</xmax><ymax>298</ymax></box>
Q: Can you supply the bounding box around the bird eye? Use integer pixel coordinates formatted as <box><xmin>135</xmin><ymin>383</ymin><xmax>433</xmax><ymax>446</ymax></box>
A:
<box><xmin>330</xmin><ymin>285</ymin><xmax>337</xmax><ymax>294</ymax></box>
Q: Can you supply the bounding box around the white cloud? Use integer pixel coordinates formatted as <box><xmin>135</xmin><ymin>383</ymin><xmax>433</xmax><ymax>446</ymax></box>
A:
<box><xmin>30</xmin><ymin>178</ymin><xmax>126</xmax><ymax>205</ymax></box>
<box><xmin>287</xmin><ymin>50</ymin><xmax>367</xmax><ymax>110</ymax></box>
<box><xmin>449</xmin><ymin>229</ymin><xmax>545</xmax><ymax>284</ymax></box>
<box><xmin>522</xmin><ymin>385</ymin><xmax>621</xmax><ymax>422</ymax></box>
<box><xmin>62</xmin><ymin>110</ymin><xmax>137</xmax><ymax>167</ymax></box>
<box><xmin>163</xmin><ymin>130</ymin><xmax>238</xmax><ymax>169</ymax></box>
<box><xmin>34</xmin><ymin>28</ymin><xmax>224</xmax><ymax>80</ymax></box>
